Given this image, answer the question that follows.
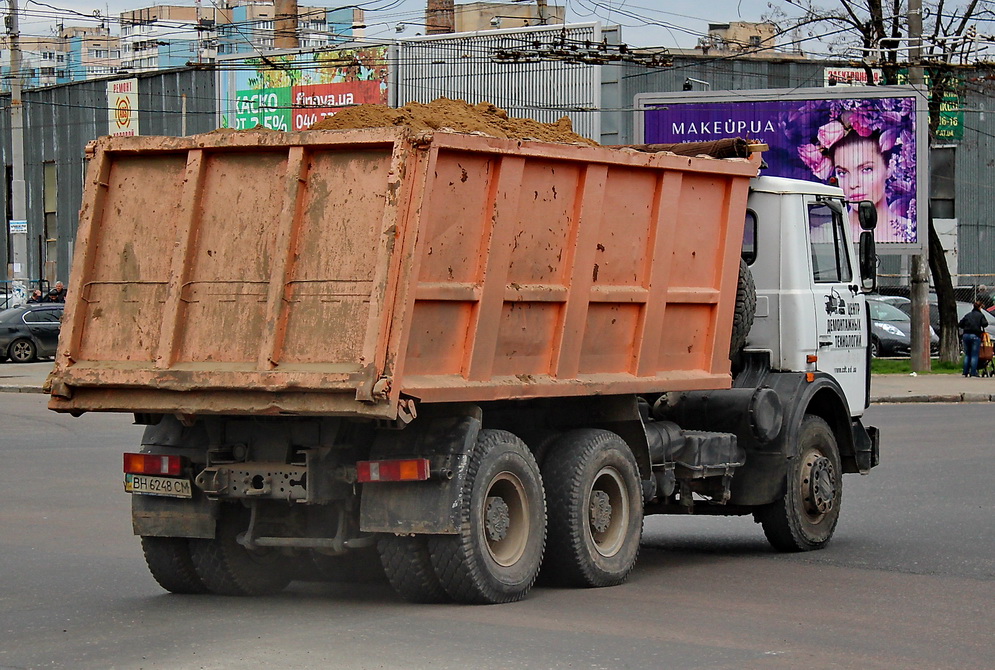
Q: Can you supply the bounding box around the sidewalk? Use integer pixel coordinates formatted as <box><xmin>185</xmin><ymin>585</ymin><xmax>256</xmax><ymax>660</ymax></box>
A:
<box><xmin>0</xmin><ymin>361</ymin><xmax>53</xmax><ymax>394</ymax></box>
<box><xmin>2</xmin><ymin>360</ymin><xmax>993</xmax><ymax>403</ymax></box>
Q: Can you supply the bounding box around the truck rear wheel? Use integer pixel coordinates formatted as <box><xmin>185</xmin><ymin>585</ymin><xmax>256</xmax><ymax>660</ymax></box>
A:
<box><xmin>188</xmin><ymin>505</ymin><xmax>292</xmax><ymax>596</ymax></box>
<box><xmin>757</xmin><ymin>415</ymin><xmax>842</xmax><ymax>552</ymax></box>
<box><xmin>378</xmin><ymin>535</ymin><xmax>450</xmax><ymax>603</ymax></box>
<box><xmin>140</xmin><ymin>536</ymin><xmax>208</xmax><ymax>594</ymax></box>
<box><xmin>541</xmin><ymin>429</ymin><xmax>643</xmax><ymax>587</ymax></box>
<box><xmin>427</xmin><ymin>430</ymin><xmax>546</xmax><ymax>604</ymax></box>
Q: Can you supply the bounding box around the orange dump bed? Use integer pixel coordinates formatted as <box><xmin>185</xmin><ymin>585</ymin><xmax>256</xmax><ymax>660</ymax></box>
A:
<box><xmin>49</xmin><ymin>128</ymin><xmax>758</xmax><ymax>419</ymax></box>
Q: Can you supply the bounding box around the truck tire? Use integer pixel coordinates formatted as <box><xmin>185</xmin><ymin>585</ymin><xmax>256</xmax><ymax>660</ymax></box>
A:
<box><xmin>140</xmin><ymin>536</ymin><xmax>208</xmax><ymax>594</ymax></box>
<box><xmin>188</xmin><ymin>505</ymin><xmax>292</xmax><ymax>596</ymax></box>
<box><xmin>378</xmin><ymin>535</ymin><xmax>450</xmax><ymax>603</ymax></box>
<box><xmin>427</xmin><ymin>430</ymin><xmax>546</xmax><ymax>604</ymax></box>
<box><xmin>540</xmin><ymin>429</ymin><xmax>643</xmax><ymax>587</ymax></box>
<box><xmin>730</xmin><ymin>259</ymin><xmax>756</xmax><ymax>358</ymax></box>
<box><xmin>757</xmin><ymin>415</ymin><xmax>842</xmax><ymax>552</ymax></box>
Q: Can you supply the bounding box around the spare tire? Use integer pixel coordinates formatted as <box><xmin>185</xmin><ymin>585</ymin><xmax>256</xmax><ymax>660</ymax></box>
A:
<box><xmin>730</xmin><ymin>258</ymin><xmax>756</xmax><ymax>358</ymax></box>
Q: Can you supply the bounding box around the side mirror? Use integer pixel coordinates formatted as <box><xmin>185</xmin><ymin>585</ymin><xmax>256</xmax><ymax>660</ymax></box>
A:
<box><xmin>857</xmin><ymin>201</ymin><xmax>877</xmax><ymax>231</ymax></box>
<box><xmin>859</xmin><ymin>231</ymin><xmax>876</xmax><ymax>291</ymax></box>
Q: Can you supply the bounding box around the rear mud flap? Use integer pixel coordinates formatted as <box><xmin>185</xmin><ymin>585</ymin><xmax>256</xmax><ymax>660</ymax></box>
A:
<box><xmin>132</xmin><ymin>493</ymin><xmax>218</xmax><ymax>539</ymax></box>
<box><xmin>359</xmin><ymin>408</ymin><xmax>481</xmax><ymax>535</ymax></box>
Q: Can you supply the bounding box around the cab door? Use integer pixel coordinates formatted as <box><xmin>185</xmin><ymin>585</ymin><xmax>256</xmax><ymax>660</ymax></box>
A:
<box><xmin>806</xmin><ymin>198</ymin><xmax>867</xmax><ymax>414</ymax></box>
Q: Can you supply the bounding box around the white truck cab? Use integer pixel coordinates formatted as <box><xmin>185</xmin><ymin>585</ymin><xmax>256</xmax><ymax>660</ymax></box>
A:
<box><xmin>745</xmin><ymin>175</ymin><xmax>873</xmax><ymax>417</ymax></box>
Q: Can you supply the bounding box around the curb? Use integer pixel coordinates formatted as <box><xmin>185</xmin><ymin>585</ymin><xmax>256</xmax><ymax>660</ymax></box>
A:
<box><xmin>0</xmin><ymin>385</ymin><xmax>46</xmax><ymax>394</ymax></box>
<box><xmin>870</xmin><ymin>394</ymin><xmax>995</xmax><ymax>403</ymax></box>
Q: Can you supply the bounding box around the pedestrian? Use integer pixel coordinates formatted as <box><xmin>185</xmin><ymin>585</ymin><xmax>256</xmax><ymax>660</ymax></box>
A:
<box><xmin>52</xmin><ymin>281</ymin><xmax>66</xmax><ymax>302</ymax></box>
<box><xmin>959</xmin><ymin>301</ymin><xmax>989</xmax><ymax>377</ymax></box>
<box><xmin>42</xmin><ymin>288</ymin><xmax>61</xmax><ymax>303</ymax></box>
<box><xmin>26</xmin><ymin>289</ymin><xmax>43</xmax><ymax>303</ymax></box>
<box><xmin>977</xmin><ymin>284</ymin><xmax>993</xmax><ymax>310</ymax></box>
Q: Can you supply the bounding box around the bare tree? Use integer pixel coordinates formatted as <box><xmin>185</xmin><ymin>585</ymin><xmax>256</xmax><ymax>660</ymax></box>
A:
<box><xmin>766</xmin><ymin>1</ymin><xmax>983</xmax><ymax>362</ymax></box>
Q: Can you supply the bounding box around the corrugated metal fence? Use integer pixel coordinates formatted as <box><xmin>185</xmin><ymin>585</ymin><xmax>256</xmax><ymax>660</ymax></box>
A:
<box><xmin>0</xmin><ymin>68</ymin><xmax>216</xmax><ymax>283</ymax></box>
<box><xmin>395</xmin><ymin>24</ymin><xmax>606</xmax><ymax>140</ymax></box>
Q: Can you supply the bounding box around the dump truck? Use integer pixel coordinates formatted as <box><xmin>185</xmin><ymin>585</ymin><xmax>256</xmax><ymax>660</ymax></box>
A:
<box><xmin>49</xmin><ymin>127</ymin><xmax>879</xmax><ymax>604</ymax></box>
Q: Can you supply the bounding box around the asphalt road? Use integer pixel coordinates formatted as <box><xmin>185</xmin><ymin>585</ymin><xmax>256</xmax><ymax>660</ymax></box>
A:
<box><xmin>1</xmin><ymin>395</ymin><xmax>992</xmax><ymax>669</ymax></box>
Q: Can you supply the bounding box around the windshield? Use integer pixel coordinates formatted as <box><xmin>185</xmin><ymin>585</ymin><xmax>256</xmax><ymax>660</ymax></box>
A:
<box><xmin>869</xmin><ymin>300</ymin><xmax>909</xmax><ymax>322</ymax></box>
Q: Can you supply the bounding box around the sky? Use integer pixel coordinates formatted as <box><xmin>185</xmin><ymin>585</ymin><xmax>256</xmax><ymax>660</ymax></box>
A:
<box><xmin>13</xmin><ymin>0</ymin><xmax>777</xmax><ymax>50</ymax></box>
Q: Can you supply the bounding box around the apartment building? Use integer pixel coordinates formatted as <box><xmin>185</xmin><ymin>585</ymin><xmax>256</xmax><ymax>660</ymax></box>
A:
<box><xmin>120</xmin><ymin>5</ymin><xmax>217</xmax><ymax>71</ymax></box>
<box><xmin>215</xmin><ymin>2</ymin><xmax>364</xmax><ymax>55</ymax></box>
<box><xmin>452</xmin><ymin>1</ymin><xmax>565</xmax><ymax>32</ymax></box>
<box><xmin>0</xmin><ymin>36</ymin><xmax>69</xmax><ymax>90</ymax></box>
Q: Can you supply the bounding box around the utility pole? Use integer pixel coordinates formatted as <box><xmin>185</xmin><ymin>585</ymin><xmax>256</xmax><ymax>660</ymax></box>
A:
<box><xmin>536</xmin><ymin>0</ymin><xmax>549</xmax><ymax>25</ymax></box>
<box><xmin>6</xmin><ymin>0</ymin><xmax>28</xmax><ymax>292</ymax></box>
<box><xmin>273</xmin><ymin>0</ymin><xmax>298</xmax><ymax>49</ymax></box>
<box><xmin>908</xmin><ymin>0</ymin><xmax>931</xmax><ymax>371</ymax></box>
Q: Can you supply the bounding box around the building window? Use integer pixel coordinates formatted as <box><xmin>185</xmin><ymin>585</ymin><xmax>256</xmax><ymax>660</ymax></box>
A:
<box><xmin>43</xmin><ymin>162</ymin><xmax>58</xmax><ymax>282</ymax></box>
<box><xmin>931</xmin><ymin>146</ymin><xmax>955</xmax><ymax>219</ymax></box>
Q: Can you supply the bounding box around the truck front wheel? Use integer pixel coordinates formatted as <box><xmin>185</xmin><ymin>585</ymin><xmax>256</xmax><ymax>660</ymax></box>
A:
<box><xmin>427</xmin><ymin>430</ymin><xmax>546</xmax><ymax>604</ymax></box>
<box><xmin>757</xmin><ymin>415</ymin><xmax>842</xmax><ymax>552</ymax></box>
<box><xmin>188</xmin><ymin>505</ymin><xmax>292</xmax><ymax>596</ymax></box>
<box><xmin>541</xmin><ymin>429</ymin><xmax>643</xmax><ymax>587</ymax></box>
<box><xmin>140</xmin><ymin>536</ymin><xmax>208</xmax><ymax>594</ymax></box>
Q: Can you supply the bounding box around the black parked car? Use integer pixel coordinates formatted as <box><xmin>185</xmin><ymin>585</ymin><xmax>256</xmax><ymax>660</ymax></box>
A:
<box><xmin>867</xmin><ymin>298</ymin><xmax>939</xmax><ymax>357</ymax></box>
<box><xmin>0</xmin><ymin>303</ymin><xmax>64</xmax><ymax>363</ymax></box>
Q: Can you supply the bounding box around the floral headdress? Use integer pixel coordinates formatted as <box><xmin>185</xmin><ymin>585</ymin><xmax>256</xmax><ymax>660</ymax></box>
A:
<box><xmin>781</xmin><ymin>98</ymin><xmax>917</xmax><ymax>235</ymax></box>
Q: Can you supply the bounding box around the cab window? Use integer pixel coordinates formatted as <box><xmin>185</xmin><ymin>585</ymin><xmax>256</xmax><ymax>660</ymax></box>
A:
<box><xmin>742</xmin><ymin>210</ymin><xmax>757</xmax><ymax>265</ymax></box>
<box><xmin>808</xmin><ymin>202</ymin><xmax>852</xmax><ymax>283</ymax></box>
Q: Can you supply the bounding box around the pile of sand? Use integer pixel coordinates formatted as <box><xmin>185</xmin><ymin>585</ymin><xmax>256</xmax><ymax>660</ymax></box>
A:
<box><xmin>310</xmin><ymin>97</ymin><xmax>598</xmax><ymax>146</ymax></box>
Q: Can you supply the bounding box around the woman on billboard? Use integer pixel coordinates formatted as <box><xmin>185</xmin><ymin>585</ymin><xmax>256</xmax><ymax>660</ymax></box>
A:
<box><xmin>788</xmin><ymin>98</ymin><xmax>917</xmax><ymax>244</ymax></box>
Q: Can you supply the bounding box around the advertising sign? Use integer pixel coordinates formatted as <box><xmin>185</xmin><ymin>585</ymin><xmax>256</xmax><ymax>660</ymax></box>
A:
<box><xmin>825</xmin><ymin>67</ymin><xmax>883</xmax><ymax>86</ymax></box>
<box><xmin>108</xmin><ymin>78</ymin><xmax>139</xmax><ymax>137</ymax></box>
<box><xmin>219</xmin><ymin>47</ymin><xmax>389</xmax><ymax>132</ymax></box>
<box><xmin>823</xmin><ymin>68</ymin><xmax>962</xmax><ymax>140</ymax></box>
<box><xmin>636</xmin><ymin>87</ymin><xmax>927</xmax><ymax>252</ymax></box>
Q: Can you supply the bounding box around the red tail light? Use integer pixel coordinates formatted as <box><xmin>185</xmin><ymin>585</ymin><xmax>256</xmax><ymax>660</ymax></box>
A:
<box><xmin>357</xmin><ymin>458</ymin><xmax>431</xmax><ymax>483</ymax></box>
<box><xmin>123</xmin><ymin>453</ymin><xmax>183</xmax><ymax>476</ymax></box>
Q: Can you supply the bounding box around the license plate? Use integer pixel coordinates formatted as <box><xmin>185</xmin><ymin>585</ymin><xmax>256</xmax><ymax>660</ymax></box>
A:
<box><xmin>125</xmin><ymin>473</ymin><xmax>193</xmax><ymax>499</ymax></box>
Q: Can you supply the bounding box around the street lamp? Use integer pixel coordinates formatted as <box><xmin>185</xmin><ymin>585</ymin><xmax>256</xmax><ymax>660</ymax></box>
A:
<box><xmin>683</xmin><ymin>77</ymin><xmax>711</xmax><ymax>91</ymax></box>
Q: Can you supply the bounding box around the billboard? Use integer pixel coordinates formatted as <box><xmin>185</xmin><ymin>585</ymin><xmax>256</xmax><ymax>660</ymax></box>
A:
<box><xmin>108</xmin><ymin>78</ymin><xmax>139</xmax><ymax>137</ymax></box>
<box><xmin>635</xmin><ymin>87</ymin><xmax>928</xmax><ymax>252</ymax></box>
<box><xmin>218</xmin><ymin>46</ymin><xmax>390</xmax><ymax>132</ymax></box>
